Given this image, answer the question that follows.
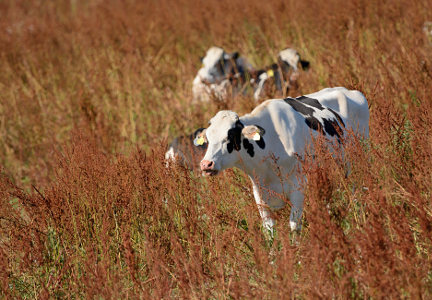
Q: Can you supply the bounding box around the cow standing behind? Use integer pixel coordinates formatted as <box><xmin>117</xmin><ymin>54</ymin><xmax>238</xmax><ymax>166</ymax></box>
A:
<box><xmin>252</xmin><ymin>48</ymin><xmax>310</xmax><ymax>101</ymax></box>
<box><xmin>192</xmin><ymin>46</ymin><xmax>310</xmax><ymax>103</ymax></box>
<box><xmin>194</xmin><ymin>87</ymin><xmax>369</xmax><ymax>232</ymax></box>
<box><xmin>165</xmin><ymin>128</ymin><xmax>208</xmax><ymax>170</ymax></box>
<box><xmin>192</xmin><ymin>46</ymin><xmax>254</xmax><ymax>102</ymax></box>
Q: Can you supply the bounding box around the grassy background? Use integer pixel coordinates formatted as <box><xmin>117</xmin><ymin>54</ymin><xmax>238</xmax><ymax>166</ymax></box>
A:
<box><xmin>1</xmin><ymin>0</ymin><xmax>432</xmax><ymax>298</ymax></box>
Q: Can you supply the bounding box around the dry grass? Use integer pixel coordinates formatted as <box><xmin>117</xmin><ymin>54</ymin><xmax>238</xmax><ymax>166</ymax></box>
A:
<box><xmin>1</xmin><ymin>0</ymin><xmax>432</xmax><ymax>298</ymax></box>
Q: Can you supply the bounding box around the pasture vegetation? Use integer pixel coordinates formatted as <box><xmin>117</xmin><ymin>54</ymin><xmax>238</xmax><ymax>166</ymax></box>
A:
<box><xmin>0</xmin><ymin>0</ymin><xmax>431</xmax><ymax>298</ymax></box>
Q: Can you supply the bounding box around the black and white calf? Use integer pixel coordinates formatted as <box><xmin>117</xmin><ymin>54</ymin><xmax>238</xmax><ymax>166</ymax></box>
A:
<box><xmin>192</xmin><ymin>46</ymin><xmax>254</xmax><ymax>102</ymax></box>
<box><xmin>194</xmin><ymin>87</ymin><xmax>369</xmax><ymax>232</ymax></box>
<box><xmin>165</xmin><ymin>128</ymin><xmax>208</xmax><ymax>171</ymax></box>
<box><xmin>252</xmin><ymin>48</ymin><xmax>310</xmax><ymax>101</ymax></box>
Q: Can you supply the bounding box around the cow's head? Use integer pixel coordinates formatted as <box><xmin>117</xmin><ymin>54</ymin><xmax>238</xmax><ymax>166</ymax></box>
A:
<box><xmin>250</xmin><ymin>64</ymin><xmax>282</xmax><ymax>100</ymax></box>
<box><xmin>278</xmin><ymin>48</ymin><xmax>310</xmax><ymax>82</ymax></box>
<box><xmin>197</xmin><ymin>47</ymin><xmax>240</xmax><ymax>84</ymax></box>
<box><xmin>194</xmin><ymin>111</ymin><xmax>266</xmax><ymax>176</ymax></box>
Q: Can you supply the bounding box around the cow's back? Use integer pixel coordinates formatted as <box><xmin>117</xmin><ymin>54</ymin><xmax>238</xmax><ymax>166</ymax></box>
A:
<box><xmin>243</xmin><ymin>99</ymin><xmax>318</xmax><ymax>157</ymax></box>
<box><xmin>242</xmin><ymin>87</ymin><xmax>369</xmax><ymax>157</ymax></box>
<box><xmin>305</xmin><ymin>87</ymin><xmax>369</xmax><ymax>137</ymax></box>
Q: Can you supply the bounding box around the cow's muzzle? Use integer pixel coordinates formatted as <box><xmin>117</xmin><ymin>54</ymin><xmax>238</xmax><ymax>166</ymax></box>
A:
<box><xmin>200</xmin><ymin>160</ymin><xmax>218</xmax><ymax>176</ymax></box>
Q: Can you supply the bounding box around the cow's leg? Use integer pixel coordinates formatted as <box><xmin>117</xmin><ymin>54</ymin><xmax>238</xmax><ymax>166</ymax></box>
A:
<box><xmin>251</xmin><ymin>181</ymin><xmax>275</xmax><ymax>233</ymax></box>
<box><xmin>288</xmin><ymin>178</ymin><xmax>304</xmax><ymax>231</ymax></box>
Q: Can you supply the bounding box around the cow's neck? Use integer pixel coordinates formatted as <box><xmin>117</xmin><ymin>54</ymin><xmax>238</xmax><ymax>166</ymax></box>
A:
<box><xmin>235</xmin><ymin>114</ymin><xmax>299</xmax><ymax>185</ymax></box>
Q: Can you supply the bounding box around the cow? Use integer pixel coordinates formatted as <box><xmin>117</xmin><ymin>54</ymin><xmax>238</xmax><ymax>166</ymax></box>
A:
<box><xmin>193</xmin><ymin>87</ymin><xmax>369</xmax><ymax>233</ymax></box>
<box><xmin>252</xmin><ymin>48</ymin><xmax>310</xmax><ymax>101</ymax></box>
<box><xmin>192</xmin><ymin>47</ymin><xmax>310</xmax><ymax>103</ymax></box>
<box><xmin>192</xmin><ymin>46</ymin><xmax>254</xmax><ymax>102</ymax></box>
<box><xmin>165</xmin><ymin>128</ymin><xmax>208</xmax><ymax>171</ymax></box>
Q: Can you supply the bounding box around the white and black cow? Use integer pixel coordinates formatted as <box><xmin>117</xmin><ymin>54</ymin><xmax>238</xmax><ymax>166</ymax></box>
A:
<box><xmin>252</xmin><ymin>48</ymin><xmax>310</xmax><ymax>101</ymax></box>
<box><xmin>165</xmin><ymin>128</ymin><xmax>208</xmax><ymax>171</ymax></box>
<box><xmin>192</xmin><ymin>46</ymin><xmax>254</xmax><ymax>102</ymax></box>
<box><xmin>194</xmin><ymin>87</ymin><xmax>369</xmax><ymax>232</ymax></box>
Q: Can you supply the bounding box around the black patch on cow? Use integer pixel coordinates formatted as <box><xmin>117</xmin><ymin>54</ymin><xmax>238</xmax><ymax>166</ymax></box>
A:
<box><xmin>296</xmin><ymin>96</ymin><xmax>325</xmax><ymax>110</ymax></box>
<box><xmin>216</xmin><ymin>59</ymin><xmax>225</xmax><ymax>76</ymax></box>
<box><xmin>305</xmin><ymin>116</ymin><xmax>324</xmax><ymax>133</ymax></box>
<box><xmin>227</xmin><ymin>142</ymin><xmax>234</xmax><ymax>153</ymax></box>
<box><xmin>270</xmin><ymin>63</ymin><xmax>279</xmax><ymax>71</ymax></box>
<box><xmin>329</xmin><ymin>108</ymin><xmax>346</xmax><ymax>128</ymax></box>
<box><xmin>243</xmin><ymin>139</ymin><xmax>255</xmax><ymax>157</ymax></box>
<box><xmin>229</xmin><ymin>61</ymin><xmax>248</xmax><ymax>85</ymax></box>
<box><xmin>284</xmin><ymin>96</ymin><xmax>345</xmax><ymax>141</ymax></box>
<box><xmin>256</xmin><ymin>69</ymin><xmax>266</xmax><ymax>78</ymax></box>
<box><xmin>220</xmin><ymin>53</ymin><xmax>248</xmax><ymax>86</ymax></box>
<box><xmin>277</xmin><ymin>57</ymin><xmax>292</xmax><ymax>73</ymax></box>
<box><xmin>269</xmin><ymin>64</ymin><xmax>283</xmax><ymax>91</ymax></box>
<box><xmin>323</xmin><ymin>118</ymin><xmax>342</xmax><ymax>140</ymax></box>
<box><xmin>300</xmin><ymin>59</ymin><xmax>310</xmax><ymax>70</ymax></box>
<box><xmin>284</xmin><ymin>97</ymin><xmax>315</xmax><ymax>115</ymax></box>
<box><xmin>253</xmin><ymin>70</ymin><xmax>266</xmax><ymax>85</ymax></box>
<box><xmin>227</xmin><ymin>120</ymin><xmax>244</xmax><ymax>153</ymax></box>
<box><xmin>193</xmin><ymin>128</ymin><xmax>206</xmax><ymax>136</ymax></box>
<box><xmin>256</xmin><ymin>137</ymin><xmax>266</xmax><ymax>149</ymax></box>
<box><xmin>231</xmin><ymin>51</ymin><xmax>239</xmax><ymax>60</ymax></box>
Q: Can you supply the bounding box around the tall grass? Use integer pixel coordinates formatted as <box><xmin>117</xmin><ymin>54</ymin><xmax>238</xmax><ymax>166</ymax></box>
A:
<box><xmin>1</xmin><ymin>0</ymin><xmax>431</xmax><ymax>297</ymax></box>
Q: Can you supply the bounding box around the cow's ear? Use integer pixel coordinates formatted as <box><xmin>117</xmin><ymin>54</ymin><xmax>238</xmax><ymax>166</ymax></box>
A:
<box><xmin>300</xmin><ymin>59</ymin><xmax>310</xmax><ymax>70</ymax></box>
<box><xmin>242</xmin><ymin>125</ymin><xmax>265</xmax><ymax>141</ymax></box>
<box><xmin>231</xmin><ymin>51</ymin><xmax>239</xmax><ymax>60</ymax></box>
<box><xmin>224</xmin><ymin>52</ymin><xmax>239</xmax><ymax>60</ymax></box>
<box><xmin>193</xmin><ymin>128</ymin><xmax>207</xmax><ymax>146</ymax></box>
<box><xmin>193</xmin><ymin>128</ymin><xmax>206</xmax><ymax>137</ymax></box>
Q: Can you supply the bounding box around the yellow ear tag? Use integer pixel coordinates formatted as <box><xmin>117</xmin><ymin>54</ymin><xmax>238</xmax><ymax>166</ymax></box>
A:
<box><xmin>194</xmin><ymin>136</ymin><xmax>205</xmax><ymax>146</ymax></box>
<box><xmin>252</xmin><ymin>132</ymin><xmax>261</xmax><ymax>141</ymax></box>
<box><xmin>266</xmin><ymin>69</ymin><xmax>274</xmax><ymax>77</ymax></box>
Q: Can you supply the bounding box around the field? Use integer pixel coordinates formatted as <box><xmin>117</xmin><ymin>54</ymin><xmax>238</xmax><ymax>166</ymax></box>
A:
<box><xmin>1</xmin><ymin>0</ymin><xmax>432</xmax><ymax>298</ymax></box>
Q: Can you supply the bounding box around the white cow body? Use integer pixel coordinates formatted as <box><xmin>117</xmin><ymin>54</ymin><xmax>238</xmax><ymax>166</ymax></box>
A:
<box><xmin>196</xmin><ymin>87</ymin><xmax>369</xmax><ymax>231</ymax></box>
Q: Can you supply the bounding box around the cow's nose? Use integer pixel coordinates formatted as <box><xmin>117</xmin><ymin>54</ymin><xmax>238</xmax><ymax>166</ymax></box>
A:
<box><xmin>200</xmin><ymin>160</ymin><xmax>214</xmax><ymax>170</ymax></box>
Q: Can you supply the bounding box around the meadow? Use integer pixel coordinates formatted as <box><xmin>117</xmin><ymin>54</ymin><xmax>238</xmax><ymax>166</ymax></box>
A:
<box><xmin>1</xmin><ymin>0</ymin><xmax>432</xmax><ymax>298</ymax></box>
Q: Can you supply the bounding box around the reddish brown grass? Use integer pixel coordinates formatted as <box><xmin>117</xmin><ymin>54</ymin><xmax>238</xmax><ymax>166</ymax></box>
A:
<box><xmin>1</xmin><ymin>0</ymin><xmax>431</xmax><ymax>298</ymax></box>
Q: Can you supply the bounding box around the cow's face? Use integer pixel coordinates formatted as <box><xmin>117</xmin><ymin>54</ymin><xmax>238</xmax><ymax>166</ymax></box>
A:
<box><xmin>194</xmin><ymin>111</ymin><xmax>265</xmax><ymax>176</ymax></box>
<box><xmin>278</xmin><ymin>48</ymin><xmax>300</xmax><ymax>71</ymax></box>
<box><xmin>197</xmin><ymin>47</ymin><xmax>239</xmax><ymax>84</ymax></box>
<box><xmin>278</xmin><ymin>48</ymin><xmax>309</xmax><ymax>74</ymax></box>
